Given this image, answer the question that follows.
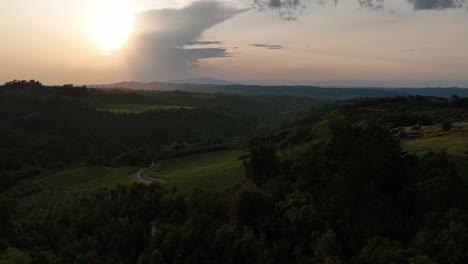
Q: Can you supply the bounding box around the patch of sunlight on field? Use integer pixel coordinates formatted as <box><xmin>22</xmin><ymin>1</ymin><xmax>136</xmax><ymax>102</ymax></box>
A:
<box><xmin>404</xmin><ymin>135</ymin><xmax>468</xmax><ymax>158</ymax></box>
<box><xmin>403</xmin><ymin>123</ymin><xmax>468</xmax><ymax>181</ymax></box>
<box><xmin>403</xmin><ymin>122</ymin><xmax>468</xmax><ymax>139</ymax></box>
<box><xmin>151</xmin><ymin>150</ymin><xmax>246</xmax><ymax>191</ymax></box>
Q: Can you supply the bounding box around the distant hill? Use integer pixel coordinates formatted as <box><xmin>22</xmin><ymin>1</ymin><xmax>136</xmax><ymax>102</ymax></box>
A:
<box><xmin>389</xmin><ymin>88</ymin><xmax>468</xmax><ymax>98</ymax></box>
<box><xmin>93</xmin><ymin>82</ymin><xmax>468</xmax><ymax>99</ymax></box>
<box><xmin>245</xmin><ymin>79</ymin><xmax>468</xmax><ymax>88</ymax></box>
<box><xmin>169</xmin><ymin>77</ymin><xmax>240</xmax><ymax>85</ymax></box>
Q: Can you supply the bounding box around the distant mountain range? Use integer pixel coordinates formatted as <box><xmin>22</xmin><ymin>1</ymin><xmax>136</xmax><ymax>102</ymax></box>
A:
<box><xmin>93</xmin><ymin>81</ymin><xmax>468</xmax><ymax>99</ymax></box>
<box><xmin>244</xmin><ymin>79</ymin><xmax>468</xmax><ymax>88</ymax></box>
<box><xmin>168</xmin><ymin>77</ymin><xmax>240</xmax><ymax>86</ymax></box>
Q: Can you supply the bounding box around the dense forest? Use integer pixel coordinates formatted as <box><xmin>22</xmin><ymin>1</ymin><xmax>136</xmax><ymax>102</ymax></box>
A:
<box><xmin>1</xmin><ymin>80</ymin><xmax>468</xmax><ymax>263</ymax></box>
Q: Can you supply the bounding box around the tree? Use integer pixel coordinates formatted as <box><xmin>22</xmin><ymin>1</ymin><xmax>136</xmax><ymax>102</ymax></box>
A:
<box><xmin>315</xmin><ymin>230</ymin><xmax>343</xmax><ymax>263</ymax></box>
<box><xmin>33</xmin><ymin>251</ymin><xmax>61</xmax><ymax>264</ymax></box>
<box><xmin>0</xmin><ymin>248</ymin><xmax>31</xmax><ymax>264</ymax></box>
<box><xmin>229</xmin><ymin>185</ymin><xmax>273</xmax><ymax>226</ymax></box>
<box><xmin>442</xmin><ymin>121</ymin><xmax>452</xmax><ymax>131</ymax></box>
<box><xmin>0</xmin><ymin>198</ymin><xmax>15</xmax><ymax>237</ymax></box>
<box><xmin>245</xmin><ymin>145</ymin><xmax>279</xmax><ymax>185</ymax></box>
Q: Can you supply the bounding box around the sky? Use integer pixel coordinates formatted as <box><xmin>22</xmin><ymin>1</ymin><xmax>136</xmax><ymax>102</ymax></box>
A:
<box><xmin>1</xmin><ymin>0</ymin><xmax>468</xmax><ymax>86</ymax></box>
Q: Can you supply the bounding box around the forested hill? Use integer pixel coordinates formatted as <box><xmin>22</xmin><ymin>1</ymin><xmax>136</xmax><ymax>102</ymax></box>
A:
<box><xmin>0</xmin><ymin>80</ymin><xmax>321</xmax><ymax>192</ymax></box>
<box><xmin>95</xmin><ymin>81</ymin><xmax>468</xmax><ymax>99</ymax></box>
<box><xmin>1</xmin><ymin>81</ymin><xmax>468</xmax><ymax>263</ymax></box>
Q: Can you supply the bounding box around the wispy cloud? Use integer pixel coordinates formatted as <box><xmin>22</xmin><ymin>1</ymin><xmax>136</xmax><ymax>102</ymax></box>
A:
<box><xmin>400</xmin><ymin>47</ymin><xmax>433</xmax><ymax>53</ymax></box>
<box><xmin>408</xmin><ymin>0</ymin><xmax>464</xmax><ymax>10</ymax></box>
<box><xmin>254</xmin><ymin>0</ymin><xmax>466</xmax><ymax>19</ymax></box>
<box><xmin>186</xmin><ymin>40</ymin><xmax>224</xmax><ymax>45</ymax></box>
<box><xmin>254</xmin><ymin>0</ymin><xmax>306</xmax><ymax>20</ymax></box>
<box><xmin>249</xmin><ymin>43</ymin><xmax>285</xmax><ymax>49</ymax></box>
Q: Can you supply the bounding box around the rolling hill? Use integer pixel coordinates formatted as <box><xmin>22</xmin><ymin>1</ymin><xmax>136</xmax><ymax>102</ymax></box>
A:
<box><xmin>93</xmin><ymin>82</ymin><xmax>468</xmax><ymax>99</ymax></box>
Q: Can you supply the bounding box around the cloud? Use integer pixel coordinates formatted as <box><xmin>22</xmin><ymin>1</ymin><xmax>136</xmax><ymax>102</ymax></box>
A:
<box><xmin>254</xmin><ymin>0</ymin><xmax>466</xmax><ymax>19</ymax></box>
<box><xmin>407</xmin><ymin>0</ymin><xmax>464</xmax><ymax>10</ymax></box>
<box><xmin>249</xmin><ymin>43</ymin><xmax>285</xmax><ymax>49</ymax></box>
<box><xmin>357</xmin><ymin>0</ymin><xmax>384</xmax><ymax>10</ymax></box>
<box><xmin>124</xmin><ymin>1</ymin><xmax>245</xmax><ymax>82</ymax></box>
<box><xmin>186</xmin><ymin>40</ymin><xmax>224</xmax><ymax>45</ymax></box>
<box><xmin>185</xmin><ymin>48</ymin><xmax>230</xmax><ymax>59</ymax></box>
<box><xmin>400</xmin><ymin>49</ymin><xmax>417</xmax><ymax>53</ymax></box>
<box><xmin>254</xmin><ymin>0</ymin><xmax>307</xmax><ymax>20</ymax></box>
<box><xmin>400</xmin><ymin>47</ymin><xmax>433</xmax><ymax>53</ymax></box>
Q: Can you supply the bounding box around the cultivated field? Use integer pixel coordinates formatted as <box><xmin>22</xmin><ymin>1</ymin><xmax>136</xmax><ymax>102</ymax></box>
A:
<box><xmin>148</xmin><ymin>150</ymin><xmax>246</xmax><ymax>191</ymax></box>
<box><xmin>18</xmin><ymin>190</ymin><xmax>89</xmax><ymax>221</ymax></box>
<box><xmin>41</xmin><ymin>166</ymin><xmax>139</xmax><ymax>190</ymax></box>
<box><xmin>2</xmin><ymin>178</ymin><xmax>45</xmax><ymax>199</ymax></box>
<box><xmin>98</xmin><ymin>104</ymin><xmax>194</xmax><ymax>114</ymax></box>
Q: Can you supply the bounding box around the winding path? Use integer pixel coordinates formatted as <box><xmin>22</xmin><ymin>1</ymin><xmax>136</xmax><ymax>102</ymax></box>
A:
<box><xmin>133</xmin><ymin>162</ymin><xmax>164</xmax><ymax>185</ymax></box>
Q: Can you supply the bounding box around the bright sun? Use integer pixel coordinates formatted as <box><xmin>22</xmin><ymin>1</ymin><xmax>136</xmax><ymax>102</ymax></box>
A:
<box><xmin>88</xmin><ymin>1</ymin><xmax>134</xmax><ymax>53</ymax></box>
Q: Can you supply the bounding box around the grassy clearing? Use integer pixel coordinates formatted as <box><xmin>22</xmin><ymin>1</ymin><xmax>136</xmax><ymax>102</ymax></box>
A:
<box><xmin>402</xmin><ymin>122</ymin><xmax>468</xmax><ymax>180</ymax></box>
<box><xmin>41</xmin><ymin>166</ymin><xmax>138</xmax><ymax>190</ymax></box>
<box><xmin>98</xmin><ymin>104</ymin><xmax>194</xmax><ymax>114</ymax></box>
<box><xmin>149</xmin><ymin>150</ymin><xmax>246</xmax><ymax>191</ymax></box>
<box><xmin>404</xmin><ymin>135</ymin><xmax>468</xmax><ymax>158</ymax></box>
<box><xmin>403</xmin><ymin>122</ymin><xmax>468</xmax><ymax>139</ymax></box>
<box><xmin>403</xmin><ymin>122</ymin><xmax>468</xmax><ymax>158</ymax></box>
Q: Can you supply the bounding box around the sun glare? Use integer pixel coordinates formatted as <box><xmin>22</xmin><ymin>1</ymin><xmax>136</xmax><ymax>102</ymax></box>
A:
<box><xmin>88</xmin><ymin>1</ymin><xmax>134</xmax><ymax>53</ymax></box>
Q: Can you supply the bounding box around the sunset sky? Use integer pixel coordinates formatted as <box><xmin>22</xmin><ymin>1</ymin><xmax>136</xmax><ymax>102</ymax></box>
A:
<box><xmin>1</xmin><ymin>0</ymin><xmax>468</xmax><ymax>86</ymax></box>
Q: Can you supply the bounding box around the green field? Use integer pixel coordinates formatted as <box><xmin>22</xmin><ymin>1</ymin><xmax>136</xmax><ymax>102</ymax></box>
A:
<box><xmin>403</xmin><ymin>122</ymin><xmax>468</xmax><ymax>139</ymax></box>
<box><xmin>98</xmin><ymin>104</ymin><xmax>194</xmax><ymax>114</ymax></box>
<box><xmin>402</xmin><ymin>122</ymin><xmax>468</xmax><ymax>180</ymax></box>
<box><xmin>403</xmin><ymin>122</ymin><xmax>468</xmax><ymax>156</ymax></box>
<box><xmin>404</xmin><ymin>134</ymin><xmax>468</xmax><ymax>158</ymax></box>
<box><xmin>148</xmin><ymin>150</ymin><xmax>246</xmax><ymax>191</ymax></box>
<box><xmin>404</xmin><ymin>136</ymin><xmax>468</xmax><ymax>181</ymax></box>
<box><xmin>41</xmin><ymin>166</ymin><xmax>138</xmax><ymax>190</ymax></box>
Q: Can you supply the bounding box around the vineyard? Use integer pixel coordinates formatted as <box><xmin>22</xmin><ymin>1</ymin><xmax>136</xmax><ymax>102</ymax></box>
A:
<box><xmin>22</xmin><ymin>190</ymin><xmax>89</xmax><ymax>220</ymax></box>
<box><xmin>2</xmin><ymin>166</ymin><xmax>139</xmax><ymax>220</ymax></box>
<box><xmin>41</xmin><ymin>166</ymin><xmax>139</xmax><ymax>190</ymax></box>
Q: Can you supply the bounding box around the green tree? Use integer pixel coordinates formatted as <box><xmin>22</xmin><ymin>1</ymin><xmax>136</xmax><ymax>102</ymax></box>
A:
<box><xmin>442</xmin><ymin>121</ymin><xmax>453</xmax><ymax>131</ymax></box>
<box><xmin>0</xmin><ymin>248</ymin><xmax>31</xmax><ymax>264</ymax></box>
<box><xmin>245</xmin><ymin>145</ymin><xmax>279</xmax><ymax>185</ymax></box>
<box><xmin>314</xmin><ymin>230</ymin><xmax>343</xmax><ymax>264</ymax></box>
<box><xmin>0</xmin><ymin>198</ymin><xmax>15</xmax><ymax>237</ymax></box>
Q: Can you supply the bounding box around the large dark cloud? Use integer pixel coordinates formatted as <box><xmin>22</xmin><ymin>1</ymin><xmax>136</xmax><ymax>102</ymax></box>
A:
<box><xmin>124</xmin><ymin>1</ymin><xmax>244</xmax><ymax>81</ymax></box>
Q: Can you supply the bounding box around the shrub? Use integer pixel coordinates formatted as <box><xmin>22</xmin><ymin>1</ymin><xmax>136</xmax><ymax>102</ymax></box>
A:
<box><xmin>442</xmin><ymin>121</ymin><xmax>453</xmax><ymax>131</ymax></box>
